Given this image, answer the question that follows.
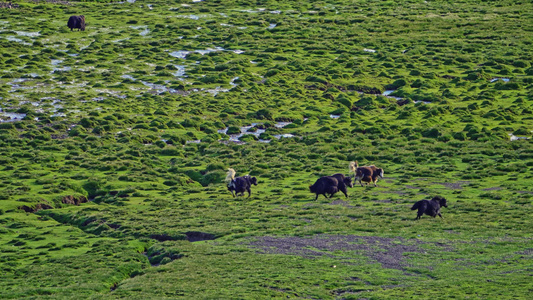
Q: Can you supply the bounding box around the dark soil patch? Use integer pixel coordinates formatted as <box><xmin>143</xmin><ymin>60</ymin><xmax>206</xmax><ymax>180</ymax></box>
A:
<box><xmin>327</xmin><ymin>200</ymin><xmax>354</xmax><ymax>207</ymax></box>
<box><xmin>0</xmin><ymin>2</ymin><xmax>19</xmax><ymax>9</ymax></box>
<box><xmin>404</xmin><ymin>185</ymin><xmax>419</xmax><ymax>189</ymax></box>
<box><xmin>185</xmin><ymin>231</ymin><xmax>215</xmax><ymax>242</ymax></box>
<box><xmin>149</xmin><ymin>234</ymin><xmax>177</xmax><ymax>242</ymax></box>
<box><xmin>247</xmin><ymin>234</ymin><xmax>449</xmax><ymax>270</ymax></box>
<box><xmin>62</xmin><ymin>195</ymin><xmax>88</xmax><ymax>205</ymax></box>
<box><xmin>435</xmin><ymin>181</ymin><xmax>470</xmax><ymax>190</ymax></box>
<box><xmin>482</xmin><ymin>187</ymin><xmax>503</xmax><ymax>191</ymax></box>
<box><xmin>19</xmin><ymin>203</ymin><xmax>53</xmax><ymax>213</ymax></box>
<box><xmin>107</xmin><ymin>223</ymin><xmax>121</xmax><ymax>229</ymax></box>
<box><xmin>373</xmin><ymin>199</ymin><xmax>393</xmax><ymax>203</ymax></box>
<box><xmin>515</xmin><ymin>248</ymin><xmax>533</xmax><ymax>257</ymax></box>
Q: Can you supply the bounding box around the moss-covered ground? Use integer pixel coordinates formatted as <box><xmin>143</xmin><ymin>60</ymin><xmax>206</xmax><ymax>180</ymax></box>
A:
<box><xmin>0</xmin><ymin>0</ymin><xmax>532</xmax><ymax>298</ymax></box>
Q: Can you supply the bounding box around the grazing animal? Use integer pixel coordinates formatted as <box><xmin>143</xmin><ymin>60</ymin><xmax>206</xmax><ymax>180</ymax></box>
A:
<box><xmin>411</xmin><ymin>196</ymin><xmax>448</xmax><ymax>220</ymax></box>
<box><xmin>226</xmin><ymin>169</ymin><xmax>258</xmax><ymax>197</ymax></box>
<box><xmin>330</xmin><ymin>173</ymin><xmax>354</xmax><ymax>198</ymax></box>
<box><xmin>309</xmin><ymin>176</ymin><xmax>340</xmax><ymax>200</ymax></box>
<box><xmin>310</xmin><ymin>163</ymin><xmax>355</xmax><ymax>200</ymax></box>
<box><xmin>67</xmin><ymin>15</ymin><xmax>86</xmax><ymax>31</ymax></box>
<box><xmin>352</xmin><ymin>161</ymin><xmax>384</xmax><ymax>187</ymax></box>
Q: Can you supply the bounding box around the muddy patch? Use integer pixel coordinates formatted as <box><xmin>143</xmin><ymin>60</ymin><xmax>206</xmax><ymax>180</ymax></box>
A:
<box><xmin>19</xmin><ymin>203</ymin><xmax>53</xmax><ymax>213</ymax></box>
<box><xmin>149</xmin><ymin>234</ymin><xmax>179</xmax><ymax>242</ymax></box>
<box><xmin>482</xmin><ymin>187</ymin><xmax>503</xmax><ymax>191</ymax></box>
<box><xmin>61</xmin><ymin>195</ymin><xmax>88</xmax><ymax>205</ymax></box>
<box><xmin>435</xmin><ymin>181</ymin><xmax>470</xmax><ymax>190</ymax></box>
<box><xmin>185</xmin><ymin>231</ymin><xmax>215</xmax><ymax>242</ymax></box>
<box><xmin>327</xmin><ymin>200</ymin><xmax>354</xmax><ymax>207</ymax></box>
<box><xmin>247</xmin><ymin>234</ymin><xmax>448</xmax><ymax>270</ymax></box>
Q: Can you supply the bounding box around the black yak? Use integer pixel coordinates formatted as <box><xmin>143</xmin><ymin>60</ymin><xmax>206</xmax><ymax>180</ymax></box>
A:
<box><xmin>226</xmin><ymin>168</ymin><xmax>258</xmax><ymax>197</ymax></box>
<box><xmin>330</xmin><ymin>173</ymin><xmax>354</xmax><ymax>197</ymax></box>
<box><xmin>411</xmin><ymin>196</ymin><xmax>448</xmax><ymax>220</ymax></box>
<box><xmin>310</xmin><ymin>163</ymin><xmax>355</xmax><ymax>200</ymax></box>
<box><xmin>309</xmin><ymin>176</ymin><xmax>340</xmax><ymax>200</ymax></box>
<box><xmin>67</xmin><ymin>15</ymin><xmax>85</xmax><ymax>31</ymax></box>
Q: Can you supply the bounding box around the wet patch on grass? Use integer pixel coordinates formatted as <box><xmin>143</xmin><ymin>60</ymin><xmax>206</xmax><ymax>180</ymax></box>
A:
<box><xmin>247</xmin><ymin>234</ymin><xmax>449</xmax><ymax>270</ymax></box>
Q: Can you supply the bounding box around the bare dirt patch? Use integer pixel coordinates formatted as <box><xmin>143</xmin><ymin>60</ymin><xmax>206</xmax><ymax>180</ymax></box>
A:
<box><xmin>435</xmin><ymin>181</ymin><xmax>470</xmax><ymax>190</ymax></box>
<box><xmin>247</xmin><ymin>234</ymin><xmax>450</xmax><ymax>270</ymax></box>
<box><xmin>327</xmin><ymin>200</ymin><xmax>354</xmax><ymax>207</ymax></box>
<box><xmin>482</xmin><ymin>187</ymin><xmax>503</xmax><ymax>191</ymax></box>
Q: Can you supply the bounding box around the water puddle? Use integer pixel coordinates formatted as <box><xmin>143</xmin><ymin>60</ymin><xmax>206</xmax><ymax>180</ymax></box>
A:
<box><xmin>218</xmin><ymin>123</ymin><xmax>265</xmax><ymax>142</ymax></box>
<box><xmin>239</xmin><ymin>8</ymin><xmax>280</xmax><ymax>14</ymax></box>
<box><xmin>207</xmin><ymin>121</ymin><xmax>299</xmax><ymax>144</ymax></box>
<box><xmin>330</xmin><ymin>114</ymin><xmax>340</xmax><ymax>119</ymax></box>
<box><xmin>230</xmin><ymin>76</ymin><xmax>239</xmax><ymax>87</ymax></box>
<box><xmin>175</xmin><ymin>15</ymin><xmax>201</xmax><ymax>20</ymax></box>
<box><xmin>113</xmin><ymin>37</ymin><xmax>130</xmax><ymax>43</ymax></box>
<box><xmin>111</xmin><ymin>0</ymin><xmax>136</xmax><ymax>4</ymax></box>
<box><xmin>382</xmin><ymin>90</ymin><xmax>404</xmax><ymax>101</ymax></box>
<box><xmin>53</xmin><ymin>66</ymin><xmax>72</xmax><ymax>72</ymax></box>
<box><xmin>129</xmin><ymin>25</ymin><xmax>150</xmax><ymax>36</ymax></box>
<box><xmin>168</xmin><ymin>50</ymin><xmax>189</xmax><ymax>59</ymax></box>
<box><xmin>0</xmin><ymin>109</ymin><xmax>26</xmax><ymax>122</ymax></box>
<box><xmin>49</xmin><ymin>59</ymin><xmax>72</xmax><ymax>73</ymax></box>
<box><xmin>7</xmin><ymin>78</ymin><xmax>31</xmax><ymax>92</ymax></box>
<box><xmin>169</xmin><ymin>46</ymin><xmax>244</xmax><ymax>59</ymax></box>
<box><xmin>490</xmin><ymin>78</ymin><xmax>510</xmax><ymax>83</ymax></box>
<box><xmin>15</xmin><ymin>31</ymin><xmax>40</xmax><ymax>37</ymax></box>
<box><xmin>172</xmin><ymin>65</ymin><xmax>186</xmax><ymax>78</ymax></box>
<box><xmin>141</xmin><ymin>81</ymin><xmax>178</xmax><ymax>94</ymax></box>
<box><xmin>381</xmin><ymin>89</ymin><xmax>432</xmax><ymax>104</ymax></box>
<box><xmin>6</xmin><ymin>98</ymin><xmax>67</xmax><ymax>119</ymax></box>
<box><xmin>4</xmin><ymin>36</ymin><xmax>32</xmax><ymax>45</ymax></box>
<box><xmin>121</xmin><ymin>75</ymin><xmax>136</xmax><ymax>81</ymax></box>
<box><xmin>363</xmin><ymin>48</ymin><xmax>376</xmax><ymax>53</ymax></box>
<box><xmin>121</xmin><ymin>74</ymin><xmax>237</xmax><ymax>96</ymax></box>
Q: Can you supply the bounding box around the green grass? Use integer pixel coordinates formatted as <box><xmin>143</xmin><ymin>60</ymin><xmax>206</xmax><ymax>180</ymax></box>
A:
<box><xmin>0</xmin><ymin>0</ymin><xmax>532</xmax><ymax>298</ymax></box>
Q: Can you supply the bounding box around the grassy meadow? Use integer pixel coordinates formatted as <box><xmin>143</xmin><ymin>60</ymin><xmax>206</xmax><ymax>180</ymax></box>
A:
<box><xmin>0</xmin><ymin>0</ymin><xmax>532</xmax><ymax>298</ymax></box>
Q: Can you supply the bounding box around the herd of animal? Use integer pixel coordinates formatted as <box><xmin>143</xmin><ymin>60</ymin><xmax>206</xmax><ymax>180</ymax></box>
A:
<box><xmin>226</xmin><ymin>162</ymin><xmax>448</xmax><ymax>220</ymax></box>
<box><xmin>67</xmin><ymin>15</ymin><xmax>448</xmax><ymax>220</ymax></box>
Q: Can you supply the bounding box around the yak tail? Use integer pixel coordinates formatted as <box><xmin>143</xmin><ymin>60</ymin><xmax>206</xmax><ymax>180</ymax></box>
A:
<box><xmin>225</xmin><ymin>168</ymin><xmax>236</xmax><ymax>183</ymax></box>
<box><xmin>349</xmin><ymin>161</ymin><xmax>357</xmax><ymax>173</ymax></box>
<box><xmin>410</xmin><ymin>202</ymin><xmax>420</xmax><ymax>210</ymax></box>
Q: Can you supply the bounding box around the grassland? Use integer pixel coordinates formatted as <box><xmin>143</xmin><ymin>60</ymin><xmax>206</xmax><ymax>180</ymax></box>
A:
<box><xmin>0</xmin><ymin>0</ymin><xmax>532</xmax><ymax>298</ymax></box>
